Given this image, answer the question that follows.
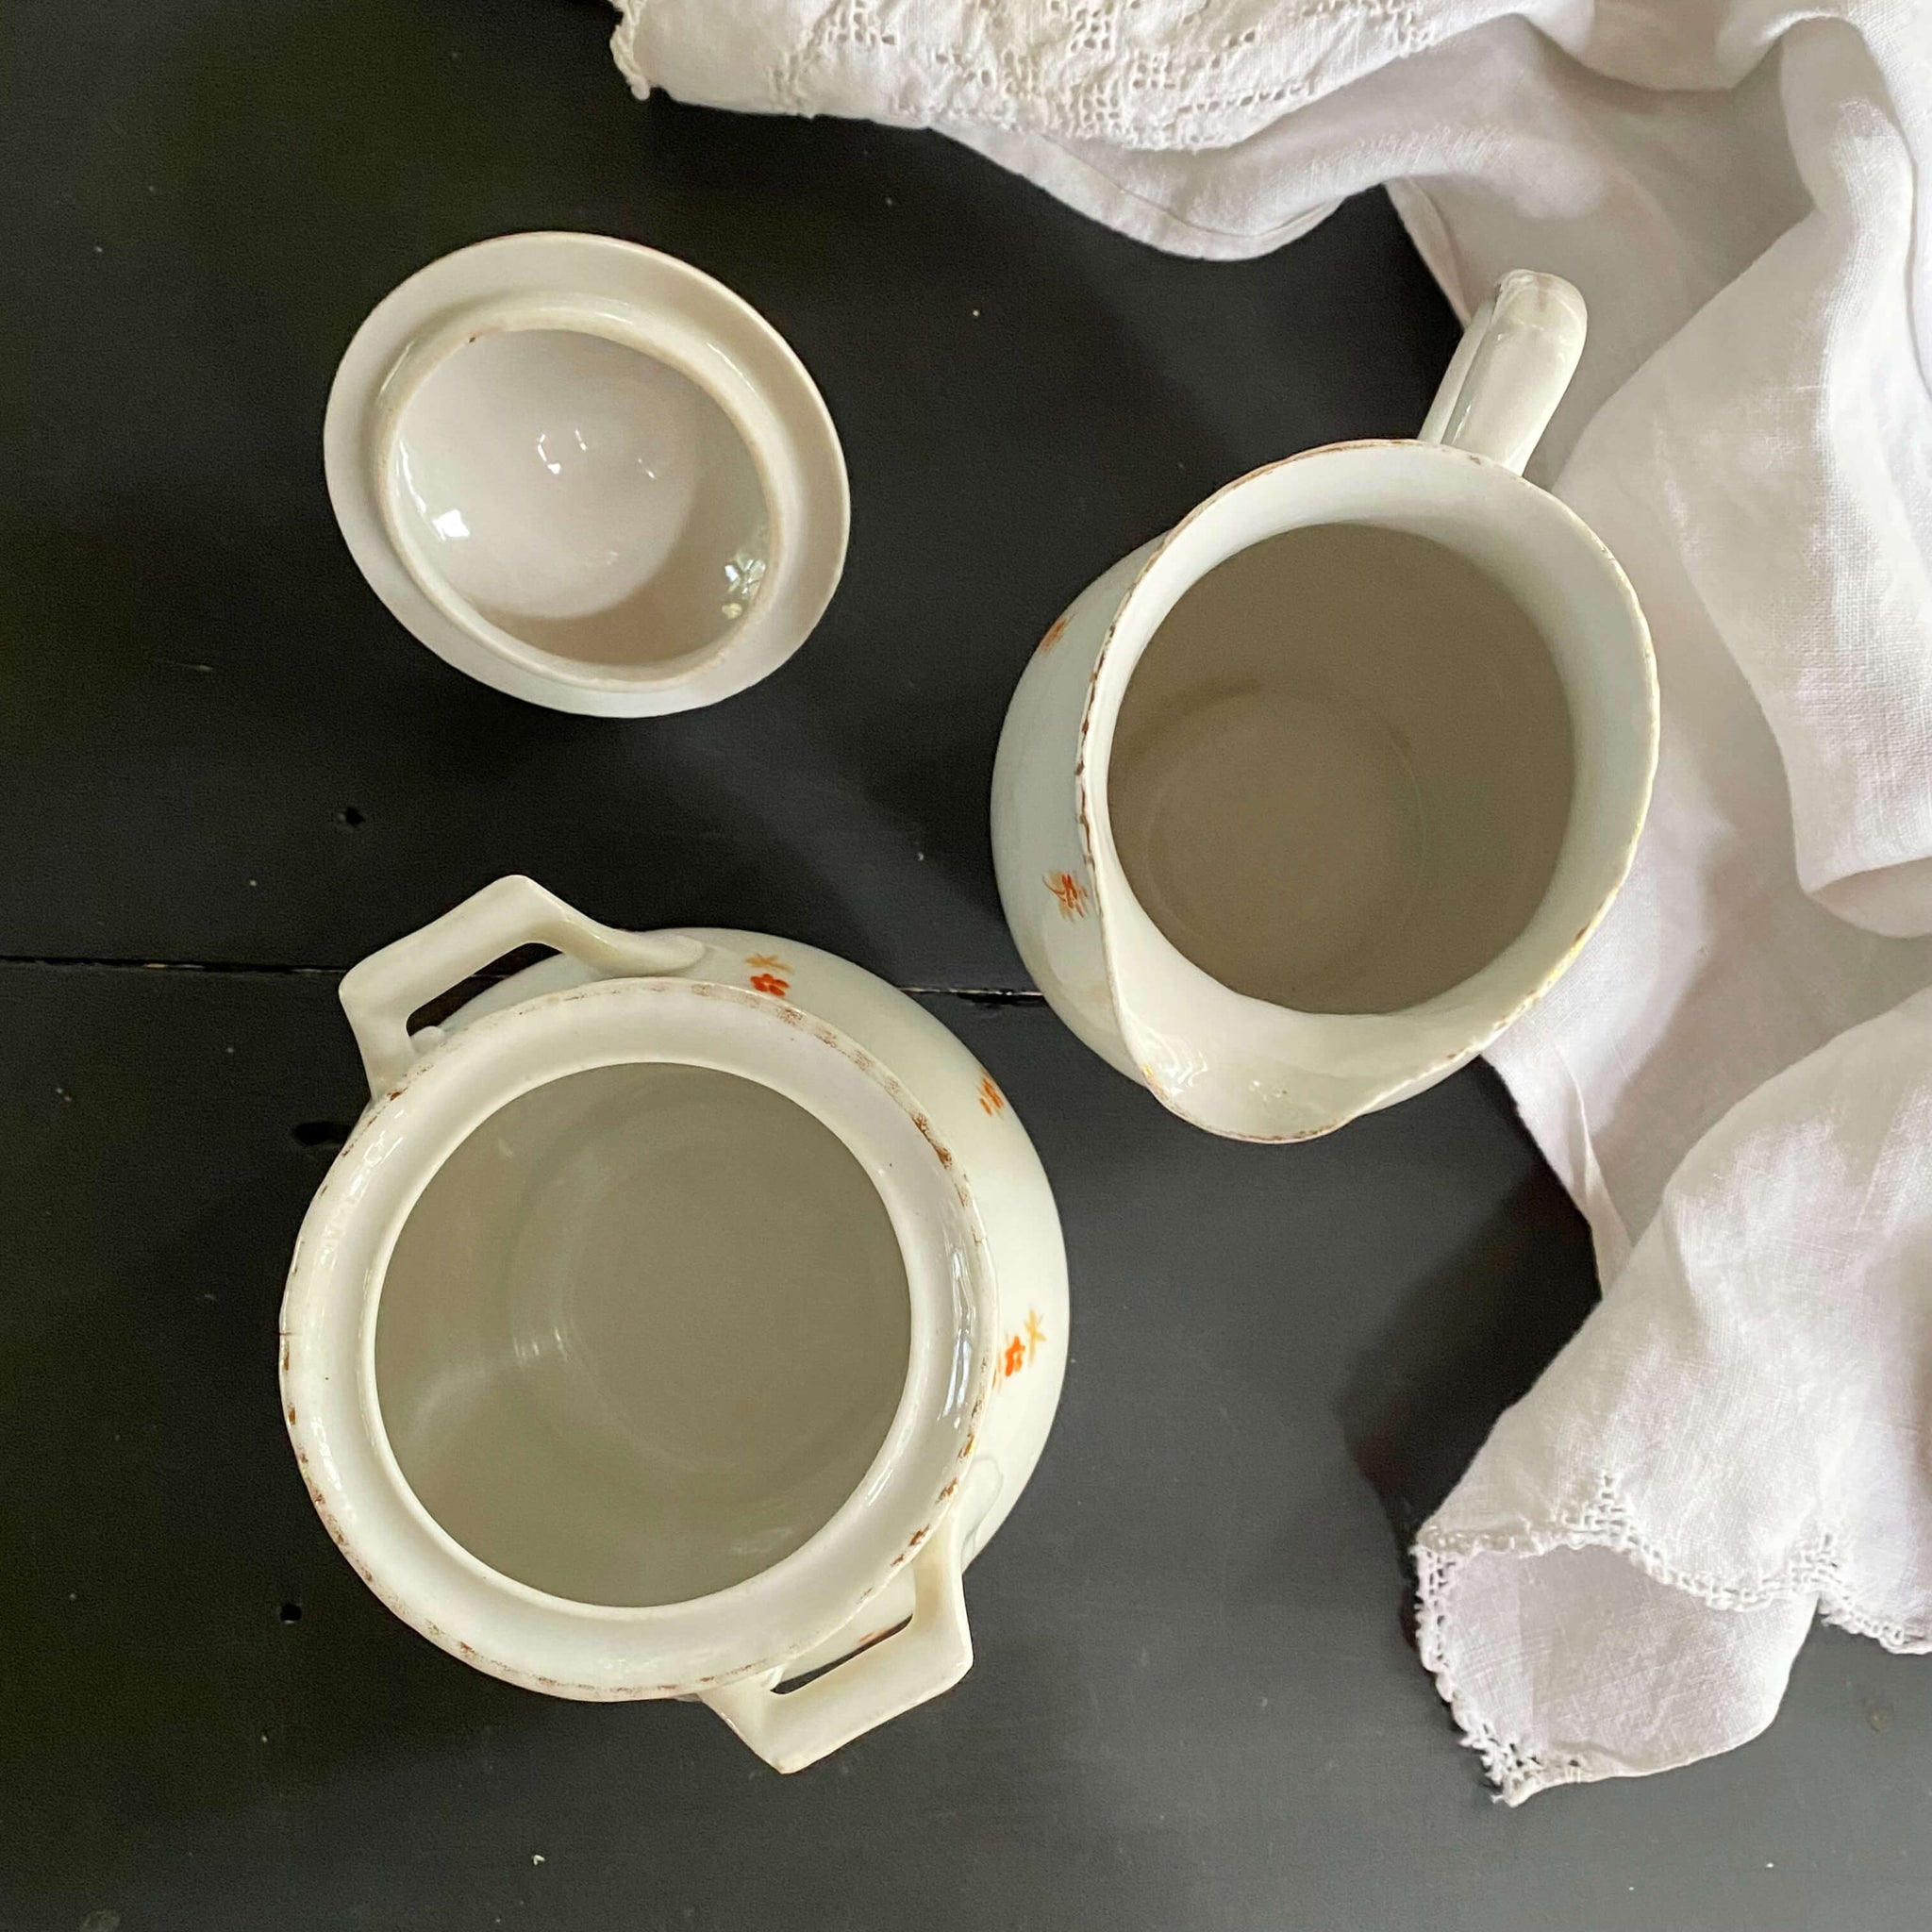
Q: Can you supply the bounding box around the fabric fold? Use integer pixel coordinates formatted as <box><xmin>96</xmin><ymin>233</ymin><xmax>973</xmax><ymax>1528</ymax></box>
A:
<box><xmin>1424</xmin><ymin>986</ymin><xmax>1932</xmax><ymax>1800</ymax></box>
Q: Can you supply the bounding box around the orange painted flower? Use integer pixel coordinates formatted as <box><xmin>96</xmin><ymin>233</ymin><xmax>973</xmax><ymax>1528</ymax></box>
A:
<box><xmin>1024</xmin><ymin>1310</ymin><xmax>1044</xmax><ymax>1362</ymax></box>
<box><xmin>1002</xmin><ymin>1335</ymin><xmax>1027</xmax><ymax>1378</ymax></box>
<box><xmin>977</xmin><ymin>1074</ymin><xmax>1006</xmax><ymax>1116</ymax></box>
<box><xmin>745</xmin><ymin>954</ymin><xmax>791</xmax><ymax>997</ymax></box>
<box><xmin>1046</xmin><ymin>871</ymin><xmax>1088</xmax><ymax>919</ymax></box>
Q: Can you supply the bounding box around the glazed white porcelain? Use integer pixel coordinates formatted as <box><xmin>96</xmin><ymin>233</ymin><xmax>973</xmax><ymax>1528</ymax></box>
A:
<box><xmin>991</xmin><ymin>272</ymin><xmax>1658</xmax><ymax>1141</ymax></box>
<box><xmin>325</xmin><ymin>234</ymin><xmax>848</xmax><ymax>715</ymax></box>
<box><xmin>281</xmin><ymin>877</ymin><xmax>1066</xmax><ymax>1771</ymax></box>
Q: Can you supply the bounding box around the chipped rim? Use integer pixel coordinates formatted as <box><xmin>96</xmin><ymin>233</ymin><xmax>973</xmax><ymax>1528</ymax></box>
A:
<box><xmin>280</xmin><ymin>974</ymin><xmax>994</xmax><ymax>1699</ymax></box>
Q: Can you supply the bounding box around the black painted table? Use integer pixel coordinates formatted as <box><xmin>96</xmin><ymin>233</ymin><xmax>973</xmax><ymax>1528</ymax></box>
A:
<box><xmin>3</xmin><ymin>5</ymin><xmax>1924</xmax><ymax>1929</ymax></box>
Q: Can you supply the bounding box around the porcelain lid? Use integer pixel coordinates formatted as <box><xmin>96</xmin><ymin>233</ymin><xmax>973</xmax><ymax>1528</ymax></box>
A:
<box><xmin>323</xmin><ymin>232</ymin><xmax>849</xmax><ymax>716</ymax></box>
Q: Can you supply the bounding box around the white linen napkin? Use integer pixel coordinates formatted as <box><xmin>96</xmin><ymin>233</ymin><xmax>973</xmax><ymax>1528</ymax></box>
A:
<box><xmin>610</xmin><ymin>1</ymin><xmax>1932</xmax><ymax>1799</ymax></box>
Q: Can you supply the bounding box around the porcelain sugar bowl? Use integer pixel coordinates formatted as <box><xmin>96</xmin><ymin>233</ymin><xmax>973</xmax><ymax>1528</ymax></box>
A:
<box><xmin>280</xmin><ymin>876</ymin><xmax>1066</xmax><ymax>1771</ymax></box>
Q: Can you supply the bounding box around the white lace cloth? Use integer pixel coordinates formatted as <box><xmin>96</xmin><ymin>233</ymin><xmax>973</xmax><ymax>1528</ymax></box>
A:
<box><xmin>611</xmin><ymin>2</ymin><xmax>1932</xmax><ymax>1800</ymax></box>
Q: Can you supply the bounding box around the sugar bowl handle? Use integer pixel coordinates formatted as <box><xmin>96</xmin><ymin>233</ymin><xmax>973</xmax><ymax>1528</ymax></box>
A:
<box><xmin>1419</xmin><ymin>270</ymin><xmax>1586</xmax><ymax>475</ymax></box>
<box><xmin>701</xmin><ymin>1461</ymin><xmax>997</xmax><ymax>1774</ymax></box>
<box><xmin>338</xmin><ymin>874</ymin><xmax>706</xmax><ymax>1094</ymax></box>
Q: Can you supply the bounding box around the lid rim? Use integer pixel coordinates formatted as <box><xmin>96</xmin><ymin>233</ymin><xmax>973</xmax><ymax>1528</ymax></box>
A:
<box><xmin>324</xmin><ymin>233</ymin><xmax>849</xmax><ymax>717</ymax></box>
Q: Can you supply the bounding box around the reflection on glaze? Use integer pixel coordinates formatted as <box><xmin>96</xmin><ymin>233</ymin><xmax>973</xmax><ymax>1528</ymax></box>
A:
<box><xmin>391</xmin><ymin>329</ymin><xmax>769</xmax><ymax>669</ymax></box>
<box><xmin>722</xmin><ymin>547</ymin><xmax>766</xmax><ymax>622</ymax></box>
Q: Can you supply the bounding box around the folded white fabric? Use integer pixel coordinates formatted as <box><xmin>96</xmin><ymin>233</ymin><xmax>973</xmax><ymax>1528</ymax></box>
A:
<box><xmin>1427</xmin><ymin>987</ymin><xmax>1932</xmax><ymax>1798</ymax></box>
<box><xmin>612</xmin><ymin>1</ymin><xmax>1932</xmax><ymax>1797</ymax></box>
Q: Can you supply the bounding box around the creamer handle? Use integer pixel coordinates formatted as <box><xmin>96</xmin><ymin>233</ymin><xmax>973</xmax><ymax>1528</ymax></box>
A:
<box><xmin>702</xmin><ymin>1463</ymin><xmax>997</xmax><ymax>1774</ymax></box>
<box><xmin>339</xmin><ymin>874</ymin><xmax>705</xmax><ymax>1095</ymax></box>
<box><xmin>1419</xmin><ymin>271</ymin><xmax>1586</xmax><ymax>475</ymax></box>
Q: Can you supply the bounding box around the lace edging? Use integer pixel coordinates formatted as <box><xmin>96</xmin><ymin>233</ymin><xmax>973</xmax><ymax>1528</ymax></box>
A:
<box><xmin>1415</xmin><ymin>1472</ymin><xmax>1932</xmax><ymax>1804</ymax></box>
<box><xmin>609</xmin><ymin>0</ymin><xmax>1438</xmax><ymax>150</ymax></box>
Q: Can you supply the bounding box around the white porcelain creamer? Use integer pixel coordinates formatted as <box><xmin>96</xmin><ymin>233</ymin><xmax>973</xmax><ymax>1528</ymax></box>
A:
<box><xmin>991</xmin><ymin>272</ymin><xmax>1657</xmax><ymax>1140</ymax></box>
<box><xmin>281</xmin><ymin>876</ymin><xmax>1065</xmax><ymax>1771</ymax></box>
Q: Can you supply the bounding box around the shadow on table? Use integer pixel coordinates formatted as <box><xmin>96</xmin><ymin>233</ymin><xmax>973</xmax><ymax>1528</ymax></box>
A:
<box><xmin>1339</xmin><ymin>1158</ymin><xmax>1600</xmax><ymax>1570</ymax></box>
